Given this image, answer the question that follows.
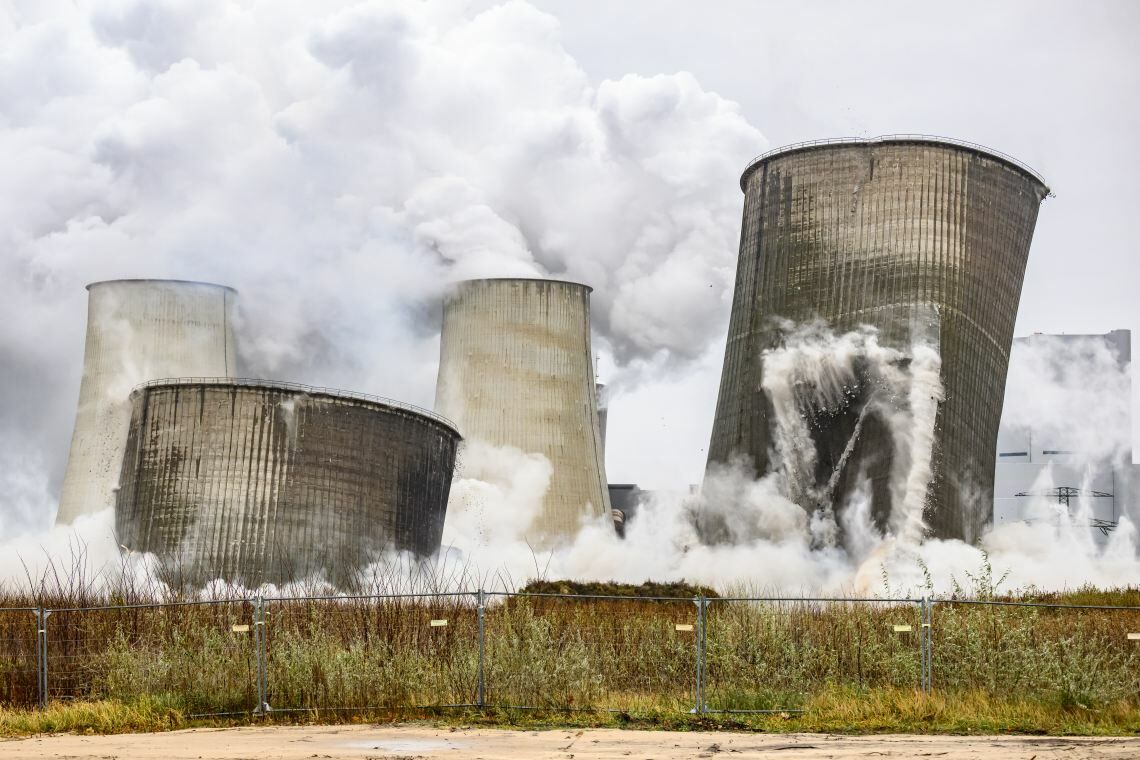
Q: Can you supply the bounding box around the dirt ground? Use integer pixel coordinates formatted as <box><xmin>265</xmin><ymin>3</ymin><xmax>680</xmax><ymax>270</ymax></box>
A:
<box><xmin>2</xmin><ymin>725</ymin><xmax>1139</xmax><ymax>759</ymax></box>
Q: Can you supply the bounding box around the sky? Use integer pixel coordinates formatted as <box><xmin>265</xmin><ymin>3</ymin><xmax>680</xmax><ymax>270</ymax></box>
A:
<box><xmin>1</xmin><ymin>0</ymin><xmax>1138</xmax><ymax>538</ymax></box>
<box><xmin>539</xmin><ymin>0</ymin><xmax>1140</xmax><ymax>487</ymax></box>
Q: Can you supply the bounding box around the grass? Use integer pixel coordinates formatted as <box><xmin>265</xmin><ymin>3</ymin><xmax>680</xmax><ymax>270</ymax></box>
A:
<box><xmin>0</xmin><ymin>697</ymin><xmax>187</xmax><ymax>736</ymax></box>
<box><xmin>2</xmin><ymin>688</ymin><xmax>1139</xmax><ymax>738</ymax></box>
<box><xmin>1</xmin><ymin>563</ymin><xmax>1139</xmax><ymax>737</ymax></box>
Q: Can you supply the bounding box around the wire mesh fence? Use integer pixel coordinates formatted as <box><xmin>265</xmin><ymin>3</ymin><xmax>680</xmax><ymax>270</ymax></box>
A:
<box><xmin>483</xmin><ymin>593</ymin><xmax>696</xmax><ymax>712</ymax></box>
<box><xmin>0</xmin><ymin>593</ymin><xmax>1137</xmax><ymax>717</ymax></box>
<box><xmin>703</xmin><ymin>598</ymin><xmax>926</xmax><ymax>713</ymax></box>
<box><xmin>42</xmin><ymin>600</ymin><xmax>258</xmax><ymax>715</ymax></box>
<box><xmin>930</xmin><ymin>600</ymin><xmax>1140</xmax><ymax>706</ymax></box>
<box><xmin>264</xmin><ymin>593</ymin><xmax>479</xmax><ymax>714</ymax></box>
<box><xmin>0</xmin><ymin>608</ymin><xmax>37</xmax><ymax>709</ymax></box>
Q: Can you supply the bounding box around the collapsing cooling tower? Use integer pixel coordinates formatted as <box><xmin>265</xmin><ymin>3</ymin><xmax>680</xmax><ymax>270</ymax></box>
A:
<box><xmin>56</xmin><ymin>280</ymin><xmax>237</xmax><ymax>525</ymax></box>
<box><xmin>706</xmin><ymin>137</ymin><xmax>1050</xmax><ymax>543</ymax></box>
<box><xmin>116</xmin><ymin>379</ymin><xmax>461</xmax><ymax>586</ymax></box>
<box><xmin>435</xmin><ymin>278</ymin><xmax>610</xmax><ymax>543</ymax></box>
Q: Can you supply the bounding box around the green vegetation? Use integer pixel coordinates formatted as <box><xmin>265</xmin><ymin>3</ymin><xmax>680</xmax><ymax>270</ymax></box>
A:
<box><xmin>2</xmin><ymin>688</ymin><xmax>1139</xmax><ymax>738</ymax></box>
<box><xmin>517</xmin><ymin>579</ymin><xmax>719</xmax><ymax>598</ymax></box>
<box><xmin>1</xmin><ymin>576</ymin><xmax>1138</xmax><ymax>737</ymax></box>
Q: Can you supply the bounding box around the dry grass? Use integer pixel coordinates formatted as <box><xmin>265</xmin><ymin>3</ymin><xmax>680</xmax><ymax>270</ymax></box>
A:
<box><xmin>1</xmin><ymin>561</ymin><xmax>1139</xmax><ymax>736</ymax></box>
<box><xmin>0</xmin><ymin>698</ymin><xmax>186</xmax><ymax>737</ymax></box>
<box><xmin>2</xmin><ymin>688</ymin><xmax>1139</xmax><ymax>738</ymax></box>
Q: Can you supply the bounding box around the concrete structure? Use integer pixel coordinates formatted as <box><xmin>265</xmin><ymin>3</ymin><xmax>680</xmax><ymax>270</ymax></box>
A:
<box><xmin>596</xmin><ymin>382</ymin><xmax>609</xmax><ymax>458</ymax></box>
<box><xmin>608</xmin><ymin>484</ymin><xmax>642</xmax><ymax>538</ymax></box>
<box><xmin>56</xmin><ymin>280</ymin><xmax>237</xmax><ymax>525</ymax></box>
<box><xmin>706</xmin><ymin>136</ymin><xmax>1049</xmax><ymax>543</ymax></box>
<box><xmin>994</xmin><ymin>330</ymin><xmax>1132</xmax><ymax>540</ymax></box>
<box><xmin>435</xmin><ymin>278</ymin><xmax>610</xmax><ymax>544</ymax></box>
<box><xmin>116</xmin><ymin>379</ymin><xmax>461</xmax><ymax>586</ymax></box>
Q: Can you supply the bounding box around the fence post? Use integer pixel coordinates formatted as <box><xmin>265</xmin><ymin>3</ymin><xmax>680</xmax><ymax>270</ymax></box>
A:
<box><xmin>693</xmin><ymin>595</ymin><xmax>707</xmax><ymax>715</ymax></box>
<box><xmin>34</xmin><ymin>608</ymin><xmax>48</xmax><ymax>711</ymax></box>
<box><xmin>920</xmin><ymin>596</ymin><xmax>932</xmax><ymax>694</ymax></box>
<box><xmin>476</xmin><ymin>589</ymin><xmax>486</xmax><ymax>708</ymax></box>
<box><xmin>253</xmin><ymin>596</ymin><xmax>269</xmax><ymax>715</ymax></box>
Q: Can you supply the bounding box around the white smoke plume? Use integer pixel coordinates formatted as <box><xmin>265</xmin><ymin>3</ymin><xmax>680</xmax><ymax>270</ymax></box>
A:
<box><xmin>0</xmin><ymin>0</ymin><xmax>765</xmax><ymax>537</ymax></box>
<box><xmin>434</xmin><ymin>322</ymin><xmax>1140</xmax><ymax>597</ymax></box>
<box><xmin>749</xmin><ymin>320</ymin><xmax>942</xmax><ymax>547</ymax></box>
<box><xmin>1000</xmin><ymin>333</ymin><xmax>1133</xmax><ymax>466</ymax></box>
<box><xmin>442</xmin><ymin>441</ymin><xmax>551</xmax><ymax>558</ymax></box>
<box><xmin>3</xmin><ymin>322</ymin><xmax>1139</xmax><ymax>598</ymax></box>
<box><xmin>0</xmin><ymin>508</ymin><xmax>162</xmax><ymax>599</ymax></box>
<box><xmin>2</xmin><ymin>3</ymin><xmax>1137</xmax><ymax>598</ymax></box>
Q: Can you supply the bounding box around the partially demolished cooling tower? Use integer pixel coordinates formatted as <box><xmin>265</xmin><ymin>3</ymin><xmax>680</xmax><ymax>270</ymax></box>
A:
<box><xmin>706</xmin><ymin>137</ymin><xmax>1050</xmax><ymax>543</ymax></box>
<box><xmin>435</xmin><ymin>278</ymin><xmax>610</xmax><ymax>543</ymax></box>
<box><xmin>116</xmin><ymin>379</ymin><xmax>461</xmax><ymax>586</ymax></box>
<box><xmin>56</xmin><ymin>280</ymin><xmax>237</xmax><ymax>525</ymax></box>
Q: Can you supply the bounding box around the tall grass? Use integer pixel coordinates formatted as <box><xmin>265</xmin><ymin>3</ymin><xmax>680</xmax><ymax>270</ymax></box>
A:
<box><xmin>1</xmin><ymin>557</ymin><xmax>1139</xmax><ymax>732</ymax></box>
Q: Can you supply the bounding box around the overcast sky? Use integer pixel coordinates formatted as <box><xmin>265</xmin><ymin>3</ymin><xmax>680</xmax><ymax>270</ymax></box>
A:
<box><xmin>1</xmin><ymin>0</ymin><xmax>1137</xmax><ymax>536</ymax></box>
<box><xmin>543</xmin><ymin>0</ymin><xmax>1140</xmax><ymax>487</ymax></box>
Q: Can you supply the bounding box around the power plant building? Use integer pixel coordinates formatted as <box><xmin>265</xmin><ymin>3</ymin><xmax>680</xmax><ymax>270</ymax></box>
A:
<box><xmin>56</xmin><ymin>280</ymin><xmax>237</xmax><ymax>525</ymax></box>
<box><xmin>706</xmin><ymin>136</ymin><xmax>1050</xmax><ymax>543</ymax></box>
<box><xmin>435</xmin><ymin>278</ymin><xmax>610</xmax><ymax>544</ymax></box>
<box><xmin>115</xmin><ymin>379</ymin><xmax>461</xmax><ymax>586</ymax></box>
<box><xmin>994</xmin><ymin>330</ymin><xmax>1132</xmax><ymax>540</ymax></box>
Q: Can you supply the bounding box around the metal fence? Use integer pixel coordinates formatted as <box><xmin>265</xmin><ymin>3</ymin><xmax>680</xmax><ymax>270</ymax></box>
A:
<box><xmin>1</xmin><ymin>593</ymin><xmax>1137</xmax><ymax>716</ymax></box>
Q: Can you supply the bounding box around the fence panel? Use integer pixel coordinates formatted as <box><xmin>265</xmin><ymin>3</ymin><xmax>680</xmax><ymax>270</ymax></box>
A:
<box><xmin>264</xmin><ymin>593</ymin><xmax>479</xmax><ymax>713</ymax></box>
<box><xmin>0</xmin><ymin>608</ymin><xmax>38</xmax><ymax>709</ymax></box>
<box><xmin>931</xmin><ymin>601</ymin><xmax>1140</xmax><ymax>706</ymax></box>
<box><xmin>704</xmin><ymin>598</ymin><xmax>923</xmax><ymax>713</ymax></box>
<box><xmin>484</xmin><ymin>593</ymin><xmax>696</xmax><ymax>713</ymax></box>
<box><xmin>44</xmin><ymin>600</ymin><xmax>257</xmax><ymax>715</ymax></box>
<box><xmin>7</xmin><ymin>593</ymin><xmax>1136</xmax><ymax>717</ymax></box>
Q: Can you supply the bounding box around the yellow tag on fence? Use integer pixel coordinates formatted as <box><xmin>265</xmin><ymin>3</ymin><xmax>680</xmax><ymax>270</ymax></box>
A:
<box><xmin>430</xmin><ymin>619</ymin><xmax>448</xmax><ymax>627</ymax></box>
<box><xmin>893</xmin><ymin>625</ymin><xmax>913</xmax><ymax>633</ymax></box>
<box><xmin>674</xmin><ymin>624</ymin><xmax>694</xmax><ymax>632</ymax></box>
<box><xmin>231</xmin><ymin>624</ymin><xmax>250</xmax><ymax>633</ymax></box>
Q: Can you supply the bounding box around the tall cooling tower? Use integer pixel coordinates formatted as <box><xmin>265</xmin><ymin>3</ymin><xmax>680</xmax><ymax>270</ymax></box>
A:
<box><xmin>706</xmin><ymin>136</ymin><xmax>1049</xmax><ymax>543</ymax></box>
<box><xmin>596</xmin><ymin>382</ymin><xmax>608</xmax><ymax>458</ymax></box>
<box><xmin>56</xmin><ymin>280</ymin><xmax>237</xmax><ymax>525</ymax></box>
<box><xmin>116</xmin><ymin>379</ymin><xmax>461</xmax><ymax>586</ymax></box>
<box><xmin>435</xmin><ymin>278</ymin><xmax>610</xmax><ymax>543</ymax></box>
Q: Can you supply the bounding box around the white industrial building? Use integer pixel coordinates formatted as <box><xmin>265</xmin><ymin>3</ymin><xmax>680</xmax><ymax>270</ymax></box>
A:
<box><xmin>993</xmin><ymin>329</ymin><xmax>1132</xmax><ymax>542</ymax></box>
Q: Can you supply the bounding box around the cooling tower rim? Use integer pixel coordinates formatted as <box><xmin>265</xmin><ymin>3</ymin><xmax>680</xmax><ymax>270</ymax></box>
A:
<box><xmin>450</xmin><ymin>277</ymin><xmax>593</xmax><ymax>294</ymax></box>
<box><xmin>131</xmin><ymin>377</ymin><xmax>461</xmax><ymax>438</ymax></box>
<box><xmin>86</xmin><ymin>278</ymin><xmax>238</xmax><ymax>293</ymax></box>
<box><xmin>740</xmin><ymin>134</ymin><xmax>1050</xmax><ymax>196</ymax></box>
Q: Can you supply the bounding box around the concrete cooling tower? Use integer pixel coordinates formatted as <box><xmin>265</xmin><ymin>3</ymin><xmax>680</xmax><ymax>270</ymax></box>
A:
<box><xmin>56</xmin><ymin>280</ymin><xmax>237</xmax><ymax>525</ymax></box>
<box><xmin>435</xmin><ymin>278</ymin><xmax>610</xmax><ymax>544</ymax></box>
<box><xmin>706</xmin><ymin>136</ymin><xmax>1049</xmax><ymax>543</ymax></box>
<box><xmin>115</xmin><ymin>379</ymin><xmax>461</xmax><ymax>586</ymax></box>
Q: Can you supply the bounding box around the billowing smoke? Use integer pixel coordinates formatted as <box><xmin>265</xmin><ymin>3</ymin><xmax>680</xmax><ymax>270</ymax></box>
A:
<box><xmin>1000</xmin><ymin>333</ymin><xmax>1132</xmax><ymax>466</ymax></box>
<box><xmin>443</xmin><ymin>441</ymin><xmax>551</xmax><ymax>557</ymax></box>
<box><xmin>2</xmin><ymin>3</ymin><xmax>1137</xmax><ymax>597</ymax></box>
<box><xmin>436</xmin><ymin>321</ymin><xmax>1140</xmax><ymax>596</ymax></box>
<box><xmin>2</xmin><ymin>322</ymin><xmax>1139</xmax><ymax>597</ymax></box>
<box><xmin>751</xmin><ymin>320</ymin><xmax>942</xmax><ymax>548</ymax></box>
<box><xmin>0</xmin><ymin>0</ymin><xmax>765</xmax><ymax>537</ymax></box>
<box><xmin>992</xmin><ymin>332</ymin><xmax>1137</xmax><ymax>554</ymax></box>
<box><xmin>439</xmin><ymin>321</ymin><xmax>950</xmax><ymax>592</ymax></box>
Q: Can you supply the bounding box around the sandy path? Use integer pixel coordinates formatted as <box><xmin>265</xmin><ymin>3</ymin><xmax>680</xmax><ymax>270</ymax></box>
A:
<box><xmin>3</xmin><ymin>725</ymin><xmax>1139</xmax><ymax>759</ymax></box>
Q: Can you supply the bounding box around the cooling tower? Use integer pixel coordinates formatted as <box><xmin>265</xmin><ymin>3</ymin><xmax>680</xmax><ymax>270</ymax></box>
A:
<box><xmin>56</xmin><ymin>280</ymin><xmax>237</xmax><ymax>525</ymax></box>
<box><xmin>706</xmin><ymin>136</ymin><xmax>1049</xmax><ymax>543</ymax></box>
<box><xmin>115</xmin><ymin>379</ymin><xmax>461</xmax><ymax>586</ymax></box>
<box><xmin>596</xmin><ymin>382</ymin><xmax>608</xmax><ymax>458</ymax></box>
<box><xmin>435</xmin><ymin>278</ymin><xmax>610</xmax><ymax>544</ymax></box>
